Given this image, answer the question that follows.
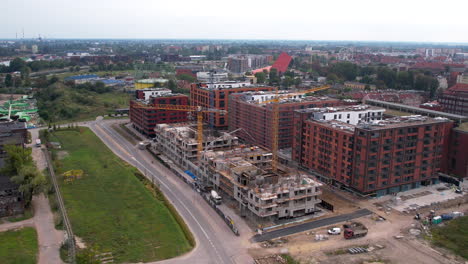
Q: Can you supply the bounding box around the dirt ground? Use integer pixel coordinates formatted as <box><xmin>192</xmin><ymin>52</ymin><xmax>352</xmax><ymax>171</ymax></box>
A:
<box><xmin>251</xmin><ymin>192</ymin><xmax>468</xmax><ymax>264</ymax></box>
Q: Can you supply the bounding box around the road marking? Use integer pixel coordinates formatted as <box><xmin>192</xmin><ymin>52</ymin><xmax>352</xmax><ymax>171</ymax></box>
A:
<box><xmin>96</xmin><ymin>122</ymin><xmax>230</xmax><ymax>264</ymax></box>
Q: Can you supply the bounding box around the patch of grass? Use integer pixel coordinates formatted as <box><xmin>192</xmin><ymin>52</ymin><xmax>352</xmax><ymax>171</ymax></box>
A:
<box><xmin>281</xmin><ymin>254</ymin><xmax>300</xmax><ymax>264</ymax></box>
<box><xmin>50</xmin><ymin>128</ymin><xmax>192</xmax><ymax>263</ymax></box>
<box><xmin>430</xmin><ymin>216</ymin><xmax>468</xmax><ymax>259</ymax></box>
<box><xmin>0</xmin><ymin>227</ymin><xmax>38</xmax><ymax>264</ymax></box>
<box><xmin>6</xmin><ymin>207</ymin><xmax>34</xmax><ymax>222</ymax></box>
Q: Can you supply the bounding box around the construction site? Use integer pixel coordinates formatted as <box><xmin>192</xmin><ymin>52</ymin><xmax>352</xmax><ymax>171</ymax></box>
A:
<box><xmin>152</xmin><ymin>122</ymin><xmax>323</xmax><ymax>223</ymax></box>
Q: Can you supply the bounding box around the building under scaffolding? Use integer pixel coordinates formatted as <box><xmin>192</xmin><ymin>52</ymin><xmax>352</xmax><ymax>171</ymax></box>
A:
<box><xmin>201</xmin><ymin>147</ymin><xmax>322</xmax><ymax>220</ymax></box>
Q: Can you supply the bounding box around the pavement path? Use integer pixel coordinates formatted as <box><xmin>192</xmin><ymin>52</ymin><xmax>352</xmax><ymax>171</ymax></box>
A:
<box><xmin>29</xmin><ymin>128</ymin><xmax>65</xmax><ymax>264</ymax></box>
<box><xmin>252</xmin><ymin>208</ymin><xmax>373</xmax><ymax>242</ymax></box>
<box><xmin>0</xmin><ymin>218</ymin><xmax>34</xmax><ymax>232</ymax></box>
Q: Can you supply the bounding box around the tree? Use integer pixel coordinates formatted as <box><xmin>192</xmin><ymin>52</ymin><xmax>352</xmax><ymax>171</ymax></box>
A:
<box><xmin>4</xmin><ymin>73</ymin><xmax>12</xmax><ymax>87</ymax></box>
<box><xmin>1</xmin><ymin>145</ymin><xmax>33</xmax><ymax>176</ymax></box>
<box><xmin>9</xmin><ymin>57</ymin><xmax>27</xmax><ymax>72</ymax></box>
<box><xmin>254</xmin><ymin>72</ymin><xmax>266</xmax><ymax>84</ymax></box>
<box><xmin>177</xmin><ymin>73</ymin><xmax>196</xmax><ymax>83</ymax></box>
<box><xmin>10</xmin><ymin>165</ymin><xmax>46</xmax><ymax>206</ymax></box>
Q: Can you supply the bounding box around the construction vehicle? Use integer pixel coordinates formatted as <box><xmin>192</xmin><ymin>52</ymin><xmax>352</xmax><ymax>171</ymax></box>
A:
<box><xmin>131</xmin><ymin>103</ymin><xmax>226</xmax><ymax>161</ymax></box>
<box><xmin>343</xmin><ymin>222</ymin><xmax>368</xmax><ymax>239</ymax></box>
<box><xmin>210</xmin><ymin>190</ymin><xmax>222</xmax><ymax>205</ymax></box>
<box><xmin>256</xmin><ymin>85</ymin><xmax>331</xmax><ymax>172</ymax></box>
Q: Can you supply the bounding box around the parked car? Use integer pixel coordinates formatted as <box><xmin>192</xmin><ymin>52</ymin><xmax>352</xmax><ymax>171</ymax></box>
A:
<box><xmin>328</xmin><ymin>227</ymin><xmax>341</xmax><ymax>235</ymax></box>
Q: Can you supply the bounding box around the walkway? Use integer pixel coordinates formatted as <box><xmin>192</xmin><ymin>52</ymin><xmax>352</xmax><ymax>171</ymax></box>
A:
<box><xmin>251</xmin><ymin>208</ymin><xmax>373</xmax><ymax>242</ymax></box>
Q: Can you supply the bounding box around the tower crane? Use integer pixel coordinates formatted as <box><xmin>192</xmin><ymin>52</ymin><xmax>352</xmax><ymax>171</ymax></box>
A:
<box><xmin>132</xmin><ymin>103</ymin><xmax>226</xmax><ymax>161</ymax></box>
<box><xmin>256</xmin><ymin>85</ymin><xmax>331</xmax><ymax>172</ymax></box>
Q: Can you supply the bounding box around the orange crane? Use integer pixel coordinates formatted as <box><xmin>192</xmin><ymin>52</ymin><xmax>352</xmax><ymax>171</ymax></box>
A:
<box><xmin>132</xmin><ymin>103</ymin><xmax>226</xmax><ymax>161</ymax></box>
<box><xmin>257</xmin><ymin>85</ymin><xmax>331</xmax><ymax>172</ymax></box>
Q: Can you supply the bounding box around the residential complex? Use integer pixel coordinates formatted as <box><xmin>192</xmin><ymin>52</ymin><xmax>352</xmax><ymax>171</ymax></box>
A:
<box><xmin>292</xmin><ymin>106</ymin><xmax>453</xmax><ymax>196</ymax></box>
<box><xmin>190</xmin><ymin>82</ymin><xmax>276</xmax><ymax>128</ymax></box>
<box><xmin>439</xmin><ymin>83</ymin><xmax>468</xmax><ymax>116</ymax></box>
<box><xmin>228</xmin><ymin>91</ymin><xmax>341</xmax><ymax>150</ymax></box>
<box><xmin>129</xmin><ymin>91</ymin><xmax>189</xmax><ymax>137</ymax></box>
<box><xmin>152</xmin><ymin>122</ymin><xmax>322</xmax><ymax>220</ymax></box>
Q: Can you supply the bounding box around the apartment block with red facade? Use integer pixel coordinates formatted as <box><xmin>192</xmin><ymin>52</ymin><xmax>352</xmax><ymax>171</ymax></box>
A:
<box><xmin>129</xmin><ymin>92</ymin><xmax>189</xmax><ymax>137</ymax></box>
<box><xmin>190</xmin><ymin>82</ymin><xmax>276</xmax><ymax>128</ymax></box>
<box><xmin>439</xmin><ymin>83</ymin><xmax>468</xmax><ymax>116</ymax></box>
<box><xmin>446</xmin><ymin>123</ymin><xmax>468</xmax><ymax>179</ymax></box>
<box><xmin>228</xmin><ymin>91</ymin><xmax>341</xmax><ymax>150</ymax></box>
<box><xmin>293</xmin><ymin>107</ymin><xmax>453</xmax><ymax>197</ymax></box>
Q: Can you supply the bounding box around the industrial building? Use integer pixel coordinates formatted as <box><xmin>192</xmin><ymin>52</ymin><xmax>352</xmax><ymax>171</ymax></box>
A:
<box><xmin>292</xmin><ymin>105</ymin><xmax>453</xmax><ymax>197</ymax></box>
<box><xmin>228</xmin><ymin>91</ymin><xmax>341</xmax><ymax>150</ymax></box>
<box><xmin>129</xmin><ymin>92</ymin><xmax>189</xmax><ymax>137</ymax></box>
<box><xmin>0</xmin><ymin>121</ymin><xmax>27</xmax><ymax>217</ymax></box>
<box><xmin>190</xmin><ymin>82</ymin><xmax>276</xmax><ymax>128</ymax></box>
<box><xmin>152</xmin><ymin>122</ymin><xmax>322</xmax><ymax>220</ymax></box>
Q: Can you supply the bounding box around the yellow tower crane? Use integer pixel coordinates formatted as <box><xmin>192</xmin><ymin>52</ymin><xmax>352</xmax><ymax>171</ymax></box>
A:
<box><xmin>257</xmin><ymin>85</ymin><xmax>331</xmax><ymax>172</ymax></box>
<box><xmin>132</xmin><ymin>103</ymin><xmax>226</xmax><ymax>161</ymax></box>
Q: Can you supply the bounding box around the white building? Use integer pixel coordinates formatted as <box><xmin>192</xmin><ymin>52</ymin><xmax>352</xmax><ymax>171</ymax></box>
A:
<box><xmin>196</xmin><ymin>71</ymin><xmax>228</xmax><ymax>83</ymax></box>
<box><xmin>138</xmin><ymin>88</ymin><xmax>172</xmax><ymax>101</ymax></box>
<box><xmin>311</xmin><ymin>105</ymin><xmax>385</xmax><ymax>125</ymax></box>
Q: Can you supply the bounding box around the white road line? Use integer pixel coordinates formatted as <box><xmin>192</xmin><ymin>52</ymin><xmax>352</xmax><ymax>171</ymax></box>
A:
<box><xmin>95</xmin><ymin>123</ymin><xmax>230</xmax><ymax>264</ymax></box>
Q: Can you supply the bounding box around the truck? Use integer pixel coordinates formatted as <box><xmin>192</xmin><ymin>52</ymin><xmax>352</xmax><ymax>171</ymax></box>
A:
<box><xmin>35</xmin><ymin>139</ymin><xmax>41</xmax><ymax>147</ymax></box>
<box><xmin>210</xmin><ymin>190</ymin><xmax>222</xmax><ymax>205</ymax></box>
<box><xmin>343</xmin><ymin>222</ymin><xmax>368</xmax><ymax>239</ymax></box>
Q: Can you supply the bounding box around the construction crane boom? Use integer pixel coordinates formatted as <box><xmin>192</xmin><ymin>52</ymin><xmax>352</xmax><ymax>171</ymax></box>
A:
<box><xmin>132</xmin><ymin>102</ymin><xmax>226</xmax><ymax>161</ymax></box>
<box><xmin>257</xmin><ymin>85</ymin><xmax>331</xmax><ymax>172</ymax></box>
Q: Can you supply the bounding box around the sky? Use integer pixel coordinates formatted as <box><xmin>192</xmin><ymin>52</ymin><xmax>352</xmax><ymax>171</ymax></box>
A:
<box><xmin>2</xmin><ymin>0</ymin><xmax>468</xmax><ymax>43</ymax></box>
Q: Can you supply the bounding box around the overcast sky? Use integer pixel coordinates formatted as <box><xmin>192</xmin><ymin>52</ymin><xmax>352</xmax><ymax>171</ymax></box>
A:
<box><xmin>2</xmin><ymin>0</ymin><xmax>468</xmax><ymax>43</ymax></box>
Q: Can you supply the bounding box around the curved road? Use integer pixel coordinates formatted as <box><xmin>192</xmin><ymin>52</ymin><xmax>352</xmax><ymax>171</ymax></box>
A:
<box><xmin>88</xmin><ymin>120</ymin><xmax>254</xmax><ymax>264</ymax></box>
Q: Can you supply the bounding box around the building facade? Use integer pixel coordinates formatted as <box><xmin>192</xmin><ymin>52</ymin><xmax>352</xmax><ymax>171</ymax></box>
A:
<box><xmin>228</xmin><ymin>92</ymin><xmax>341</xmax><ymax>150</ymax></box>
<box><xmin>293</xmin><ymin>108</ymin><xmax>453</xmax><ymax>196</ymax></box>
<box><xmin>439</xmin><ymin>83</ymin><xmax>468</xmax><ymax>116</ymax></box>
<box><xmin>129</xmin><ymin>93</ymin><xmax>189</xmax><ymax>137</ymax></box>
<box><xmin>190</xmin><ymin>82</ymin><xmax>276</xmax><ymax>128</ymax></box>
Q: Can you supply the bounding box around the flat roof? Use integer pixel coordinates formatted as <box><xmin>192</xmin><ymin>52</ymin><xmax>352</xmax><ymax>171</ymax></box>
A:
<box><xmin>366</xmin><ymin>99</ymin><xmax>468</xmax><ymax>123</ymax></box>
<box><xmin>454</xmin><ymin>122</ymin><xmax>468</xmax><ymax>133</ymax></box>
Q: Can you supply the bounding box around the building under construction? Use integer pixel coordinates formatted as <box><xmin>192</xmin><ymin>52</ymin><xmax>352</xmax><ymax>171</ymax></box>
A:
<box><xmin>228</xmin><ymin>91</ymin><xmax>341</xmax><ymax>150</ymax></box>
<box><xmin>152</xmin><ymin>123</ymin><xmax>322</xmax><ymax>220</ymax></box>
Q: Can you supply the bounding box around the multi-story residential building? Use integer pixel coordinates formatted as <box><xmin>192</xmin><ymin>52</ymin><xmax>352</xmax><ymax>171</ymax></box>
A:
<box><xmin>201</xmin><ymin>147</ymin><xmax>322</xmax><ymax>220</ymax></box>
<box><xmin>129</xmin><ymin>92</ymin><xmax>189</xmax><ymax>137</ymax></box>
<box><xmin>439</xmin><ymin>83</ymin><xmax>468</xmax><ymax>116</ymax></box>
<box><xmin>190</xmin><ymin>82</ymin><xmax>276</xmax><ymax>128</ymax></box>
<box><xmin>446</xmin><ymin>123</ymin><xmax>468</xmax><ymax>179</ymax></box>
<box><xmin>228</xmin><ymin>92</ymin><xmax>341</xmax><ymax>150</ymax></box>
<box><xmin>135</xmin><ymin>88</ymin><xmax>172</xmax><ymax>101</ymax></box>
<box><xmin>293</xmin><ymin>107</ymin><xmax>453</xmax><ymax>196</ymax></box>
<box><xmin>227</xmin><ymin>56</ymin><xmax>249</xmax><ymax>74</ymax></box>
<box><xmin>153</xmin><ymin>123</ymin><xmax>239</xmax><ymax>169</ymax></box>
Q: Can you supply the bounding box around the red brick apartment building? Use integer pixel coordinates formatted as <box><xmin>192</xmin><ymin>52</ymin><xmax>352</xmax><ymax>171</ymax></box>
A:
<box><xmin>439</xmin><ymin>83</ymin><xmax>468</xmax><ymax>116</ymax></box>
<box><xmin>228</xmin><ymin>92</ymin><xmax>341</xmax><ymax>150</ymax></box>
<box><xmin>446</xmin><ymin>123</ymin><xmax>468</xmax><ymax>179</ymax></box>
<box><xmin>292</xmin><ymin>108</ymin><xmax>453</xmax><ymax>196</ymax></box>
<box><xmin>129</xmin><ymin>93</ymin><xmax>188</xmax><ymax>137</ymax></box>
<box><xmin>190</xmin><ymin>82</ymin><xmax>276</xmax><ymax>128</ymax></box>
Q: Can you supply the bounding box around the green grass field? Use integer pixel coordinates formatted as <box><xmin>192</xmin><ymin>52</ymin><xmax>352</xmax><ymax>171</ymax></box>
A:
<box><xmin>51</xmin><ymin>128</ymin><xmax>192</xmax><ymax>263</ymax></box>
<box><xmin>431</xmin><ymin>216</ymin><xmax>468</xmax><ymax>259</ymax></box>
<box><xmin>0</xmin><ymin>227</ymin><xmax>38</xmax><ymax>264</ymax></box>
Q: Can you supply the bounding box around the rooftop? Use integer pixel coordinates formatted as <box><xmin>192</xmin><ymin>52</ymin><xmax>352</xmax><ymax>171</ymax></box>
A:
<box><xmin>454</xmin><ymin>122</ymin><xmax>468</xmax><ymax>133</ymax></box>
<box><xmin>64</xmin><ymin>74</ymin><xmax>99</xmax><ymax>81</ymax></box>
<box><xmin>357</xmin><ymin>115</ymin><xmax>451</xmax><ymax>130</ymax></box>
<box><xmin>297</xmin><ymin>104</ymin><xmax>383</xmax><ymax>114</ymax></box>
<box><xmin>366</xmin><ymin>99</ymin><xmax>468</xmax><ymax>123</ymax></box>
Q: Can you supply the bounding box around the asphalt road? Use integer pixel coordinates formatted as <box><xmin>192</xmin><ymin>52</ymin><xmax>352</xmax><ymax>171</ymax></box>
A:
<box><xmin>89</xmin><ymin>120</ymin><xmax>253</xmax><ymax>264</ymax></box>
<box><xmin>252</xmin><ymin>209</ymin><xmax>373</xmax><ymax>242</ymax></box>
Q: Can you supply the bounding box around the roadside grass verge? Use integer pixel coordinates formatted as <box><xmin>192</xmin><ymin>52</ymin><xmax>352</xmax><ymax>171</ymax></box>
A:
<box><xmin>49</xmin><ymin>127</ymin><xmax>192</xmax><ymax>263</ymax></box>
<box><xmin>0</xmin><ymin>227</ymin><xmax>38</xmax><ymax>264</ymax></box>
<box><xmin>430</xmin><ymin>216</ymin><xmax>468</xmax><ymax>260</ymax></box>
